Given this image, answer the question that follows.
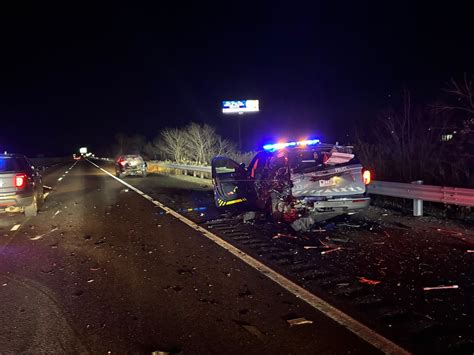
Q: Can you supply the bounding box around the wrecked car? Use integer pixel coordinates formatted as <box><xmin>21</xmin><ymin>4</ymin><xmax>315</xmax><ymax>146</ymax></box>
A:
<box><xmin>211</xmin><ymin>139</ymin><xmax>372</xmax><ymax>231</ymax></box>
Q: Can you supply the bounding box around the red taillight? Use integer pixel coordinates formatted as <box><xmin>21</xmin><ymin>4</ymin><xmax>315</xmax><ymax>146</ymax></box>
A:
<box><xmin>119</xmin><ymin>160</ymin><xmax>126</xmax><ymax>166</ymax></box>
<box><xmin>15</xmin><ymin>173</ymin><xmax>27</xmax><ymax>188</ymax></box>
<box><xmin>362</xmin><ymin>170</ymin><xmax>371</xmax><ymax>185</ymax></box>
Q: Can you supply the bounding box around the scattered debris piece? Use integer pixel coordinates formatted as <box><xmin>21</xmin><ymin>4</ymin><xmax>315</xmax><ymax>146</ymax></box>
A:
<box><xmin>423</xmin><ymin>285</ymin><xmax>459</xmax><ymax>291</ymax></box>
<box><xmin>242</xmin><ymin>324</ymin><xmax>265</xmax><ymax>339</ymax></box>
<box><xmin>312</xmin><ymin>227</ymin><xmax>326</xmax><ymax>232</ymax></box>
<box><xmin>358</xmin><ymin>277</ymin><xmax>381</xmax><ymax>285</ymax></box>
<box><xmin>321</xmin><ymin>247</ymin><xmax>342</xmax><ymax>255</ymax></box>
<box><xmin>30</xmin><ymin>234</ymin><xmax>46</xmax><ymax>241</ymax></box>
<box><xmin>303</xmin><ymin>245</ymin><xmax>319</xmax><ymax>250</ymax></box>
<box><xmin>87</xmin><ymin>279</ymin><xmax>94</xmax><ymax>283</ymax></box>
<box><xmin>43</xmin><ymin>185</ymin><xmax>53</xmax><ymax>190</ymax></box>
<box><xmin>54</xmin><ymin>210</ymin><xmax>62</xmax><ymax>216</ymax></box>
<box><xmin>291</xmin><ymin>216</ymin><xmax>315</xmax><ymax>232</ymax></box>
<box><xmin>287</xmin><ymin>317</ymin><xmax>314</xmax><ymax>327</ymax></box>
<box><xmin>273</xmin><ymin>233</ymin><xmax>298</xmax><ymax>240</ymax></box>
<box><xmin>339</xmin><ymin>223</ymin><xmax>360</xmax><ymax>228</ymax></box>
<box><xmin>10</xmin><ymin>224</ymin><xmax>21</xmax><ymax>231</ymax></box>
<box><xmin>242</xmin><ymin>211</ymin><xmax>257</xmax><ymax>223</ymax></box>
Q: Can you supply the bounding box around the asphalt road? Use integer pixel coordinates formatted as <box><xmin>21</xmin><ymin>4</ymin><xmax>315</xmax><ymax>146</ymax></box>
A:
<box><xmin>0</xmin><ymin>160</ymin><xmax>382</xmax><ymax>354</ymax></box>
<box><xmin>94</xmin><ymin>160</ymin><xmax>474</xmax><ymax>354</ymax></box>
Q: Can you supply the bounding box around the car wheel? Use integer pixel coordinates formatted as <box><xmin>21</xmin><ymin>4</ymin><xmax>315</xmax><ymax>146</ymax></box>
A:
<box><xmin>24</xmin><ymin>194</ymin><xmax>38</xmax><ymax>217</ymax></box>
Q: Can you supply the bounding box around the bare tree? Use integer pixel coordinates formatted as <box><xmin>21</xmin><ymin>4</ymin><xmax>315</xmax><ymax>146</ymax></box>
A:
<box><xmin>158</xmin><ymin>128</ymin><xmax>187</xmax><ymax>163</ymax></box>
<box><xmin>184</xmin><ymin>123</ymin><xmax>218</xmax><ymax>165</ymax></box>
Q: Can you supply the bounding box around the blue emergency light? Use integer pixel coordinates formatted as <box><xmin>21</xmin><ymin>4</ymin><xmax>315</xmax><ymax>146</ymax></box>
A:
<box><xmin>263</xmin><ymin>139</ymin><xmax>320</xmax><ymax>151</ymax></box>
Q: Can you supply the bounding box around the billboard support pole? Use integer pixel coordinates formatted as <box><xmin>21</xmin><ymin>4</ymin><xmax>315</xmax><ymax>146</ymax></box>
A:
<box><xmin>237</xmin><ymin>113</ymin><xmax>242</xmax><ymax>151</ymax></box>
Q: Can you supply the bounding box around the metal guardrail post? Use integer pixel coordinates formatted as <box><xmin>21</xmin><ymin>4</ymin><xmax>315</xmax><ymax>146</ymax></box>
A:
<box><xmin>412</xmin><ymin>180</ymin><xmax>423</xmax><ymax>216</ymax></box>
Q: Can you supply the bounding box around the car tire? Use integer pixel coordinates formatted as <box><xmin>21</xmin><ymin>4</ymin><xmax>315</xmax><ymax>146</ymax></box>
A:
<box><xmin>24</xmin><ymin>194</ymin><xmax>38</xmax><ymax>217</ymax></box>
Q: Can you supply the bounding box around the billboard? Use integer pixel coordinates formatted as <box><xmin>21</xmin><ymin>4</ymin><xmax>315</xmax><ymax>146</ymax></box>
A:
<box><xmin>79</xmin><ymin>147</ymin><xmax>88</xmax><ymax>154</ymax></box>
<box><xmin>222</xmin><ymin>100</ymin><xmax>259</xmax><ymax>114</ymax></box>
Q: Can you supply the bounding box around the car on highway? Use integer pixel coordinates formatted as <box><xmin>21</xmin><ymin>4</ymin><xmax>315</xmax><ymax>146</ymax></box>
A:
<box><xmin>0</xmin><ymin>153</ymin><xmax>44</xmax><ymax>216</ymax></box>
<box><xmin>211</xmin><ymin>139</ymin><xmax>372</xmax><ymax>231</ymax></box>
<box><xmin>115</xmin><ymin>155</ymin><xmax>148</xmax><ymax>178</ymax></box>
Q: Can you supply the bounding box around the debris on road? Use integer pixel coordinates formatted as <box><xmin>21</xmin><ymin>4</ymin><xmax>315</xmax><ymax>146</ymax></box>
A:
<box><xmin>43</xmin><ymin>185</ymin><xmax>53</xmax><ymax>190</ymax></box>
<box><xmin>303</xmin><ymin>245</ymin><xmax>319</xmax><ymax>250</ymax></box>
<box><xmin>423</xmin><ymin>285</ymin><xmax>459</xmax><ymax>291</ymax></box>
<box><xmin>321</xmin><ymin>247</ymin><xmax>342</xmax><ymax>255</ymax></box>
<box><xmin>242</xmin><ymin>324</ymin><xmax>265</xmax><ymax>339</ymax></box>
<box><xmin>339</xmin><ymin>223</ymin><xmax>361</xmax><ymax>228</ymax></box>
<box><xmin>242</xmin><ymin>211</ymin><xmax>256</xmax><ymax>223</ymax></box>
<box><xmin>273</xmin><ymin>233</ymin><xmax>298</xmax><ymax>240</ymax></box>
<box><xmin>54</xmin><ymin>210</ymin><xmax>62</xmax><ymax>216</ymax></box>
<box><xmin>358</xmin><ymin>277</ymin><xmax>381</xmax><ymax>285</ymax></box>
<box><xmin>87</xmin><ymin>279</ymin><xmax>95</xmax><ymax>283</ymax></box>
<box><xmin>287</xmin><ymin>317</ymin><xmax>314</xmax><ymax>327</ymax></box>
<box><xmin>291</xmin><ymin>216</ymin><xmax>315</xmax><ymax>232</ymax></box>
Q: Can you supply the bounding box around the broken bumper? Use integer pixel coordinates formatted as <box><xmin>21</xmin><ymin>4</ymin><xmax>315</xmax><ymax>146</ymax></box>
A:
<box><xmin>0</xmin><ymin>193</ymin><xmax>34</xmax><ymax>211</ymax></box>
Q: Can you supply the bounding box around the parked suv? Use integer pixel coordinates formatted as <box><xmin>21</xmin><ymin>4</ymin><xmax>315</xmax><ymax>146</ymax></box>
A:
<box><xmin>0</xmin><ymin>154</ymin><xmax>44</xmax><ymax>216</ymax></box>
<box><xmin>211</xmin><ymin>140</ymin><xmax>372</xmax><ymax>230</ymax></box>
<box><xmin>115</xmin><ymin>155</ymin><xmax>147</xmax><ymax>178</ymax></box>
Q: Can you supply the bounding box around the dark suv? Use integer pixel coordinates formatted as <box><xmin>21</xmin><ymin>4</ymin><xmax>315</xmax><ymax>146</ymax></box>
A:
<box><xmin>115</xmin><ymin>155</ymin><xmax>147</xmax><ymax>178</ymax></box>
<box><xmin>0</xmin><ymin>154</ymin><xmax>44</xmax><ymax>216</ymax></box>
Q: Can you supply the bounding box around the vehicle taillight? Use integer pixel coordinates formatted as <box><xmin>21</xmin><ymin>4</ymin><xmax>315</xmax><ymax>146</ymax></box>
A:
<box><xmin>119</xmin><ymin>160</ymin><xmax>126</xmax><ymax>166</ymax></box>
<box><xmin>15</xmin><ymin>173</ymin><xmax>27</xmax><ymax>188</ymax></box>
<box><xmin>362</xmin><ymin>170</ymin><xmax>371</xmax><ymax>185</ymax></box>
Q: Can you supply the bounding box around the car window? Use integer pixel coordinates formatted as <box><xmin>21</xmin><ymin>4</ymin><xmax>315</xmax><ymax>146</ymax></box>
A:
<box><xmin>213</xmin><ymin>157</ymin><xmax>241</xmax><ymax>174</ymax></box>
<box><xmin>0</xmin><ymin>157</ymin><xmax>30</xmax><ymax>172</ymax></box>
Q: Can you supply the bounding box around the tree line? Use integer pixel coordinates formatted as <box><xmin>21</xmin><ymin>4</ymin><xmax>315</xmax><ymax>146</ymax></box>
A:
<box><xmin>356</xmin><ymin>76</ymin><xmax>474</xmax><ymax>188</ymax></box>
<box><xmin>113</xmin><ymin>122</ymin><xmax>247</xmax><ymax>165</ymax></box>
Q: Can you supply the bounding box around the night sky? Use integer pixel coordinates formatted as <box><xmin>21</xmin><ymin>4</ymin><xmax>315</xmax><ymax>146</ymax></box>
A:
<box><xmin>1</xmin><ymin>2</ymin><xmax>473</xmax><ymax>156</ymax></box>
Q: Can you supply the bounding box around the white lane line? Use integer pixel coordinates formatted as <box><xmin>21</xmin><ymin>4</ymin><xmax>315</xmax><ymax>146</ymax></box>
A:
<box><xmin>57</xmin><ymin>177</ymin><xmax>63</xmax><ymax>181</ymax></box>
<box><xmin>10</xmin><ymin>224</ymin><xmax>21</xmax><ymax>231</ymax></box>
<box><xmin>87</xmin><ymin>159</ymin><xmax>409</xmax><ymax>355</ymax></box>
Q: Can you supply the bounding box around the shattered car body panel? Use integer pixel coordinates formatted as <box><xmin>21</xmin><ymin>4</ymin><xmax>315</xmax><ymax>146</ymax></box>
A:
<box><xmin>211</xmin><ymin>142</ymin><xmax>371</xmax><ymax>231</ymax></box>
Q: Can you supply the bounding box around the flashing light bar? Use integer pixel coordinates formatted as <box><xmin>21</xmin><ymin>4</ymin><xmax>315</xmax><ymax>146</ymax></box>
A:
<box><xmin>263</xmin><ymin>139</ymin><xmax>320</xmax><ymax>151</ymax></box>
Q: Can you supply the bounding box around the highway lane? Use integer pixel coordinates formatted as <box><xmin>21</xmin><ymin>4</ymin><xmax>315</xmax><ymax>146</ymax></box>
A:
<box><xmin>0</xmin><ymin>160</ymin><xmax>381</xmax><ymax>354</ymax></box>
<box><xmin>92</xmin><ymin>159</ymin><xmax>474</xmax><ymax>354</ymax></box>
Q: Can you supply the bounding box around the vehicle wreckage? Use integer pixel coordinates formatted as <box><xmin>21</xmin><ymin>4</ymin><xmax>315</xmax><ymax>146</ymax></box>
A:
<box><xmin>211</xmin><ymin>139</ymin><xmax>372</xmax><ymax>231</ymax></box>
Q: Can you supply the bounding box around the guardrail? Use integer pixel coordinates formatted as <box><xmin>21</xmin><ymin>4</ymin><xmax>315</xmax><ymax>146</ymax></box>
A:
<box><xmin>119</xmin><ymin>161</ymin><xmax>474</xmax><ymax>216</ymax></box>
<box><xmin>367</xmin><ymin>180</ymin><xmax>474</xmax><ymax>215</ymax></box>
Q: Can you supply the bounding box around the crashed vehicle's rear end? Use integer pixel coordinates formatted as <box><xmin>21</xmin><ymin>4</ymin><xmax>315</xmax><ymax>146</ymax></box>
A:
<box><xmin>211</xmin><ymin>140</ymin><xmax>371</xmax><ymax>231</ymax></box>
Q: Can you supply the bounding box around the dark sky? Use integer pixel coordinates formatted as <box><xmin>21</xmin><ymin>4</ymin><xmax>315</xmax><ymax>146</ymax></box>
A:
<box><xmin>1</xmin><ymin>2</ymin><xmax>473</xmax><ymax>155</ymax></box>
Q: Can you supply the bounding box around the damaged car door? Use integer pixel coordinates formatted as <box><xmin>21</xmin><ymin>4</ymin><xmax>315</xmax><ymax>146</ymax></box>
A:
<box><xmin>211</xmin><ymin>156</ymin><xmax>251</xmax><ymax>207</ymax></box>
